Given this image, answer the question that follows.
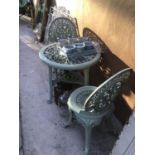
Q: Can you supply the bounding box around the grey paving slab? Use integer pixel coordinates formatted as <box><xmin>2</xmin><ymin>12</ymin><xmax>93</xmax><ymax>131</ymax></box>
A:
<box><xmin>19</xmin><ymin>20</ymin><xmax>122</xmax><ymax>155</ymax></box>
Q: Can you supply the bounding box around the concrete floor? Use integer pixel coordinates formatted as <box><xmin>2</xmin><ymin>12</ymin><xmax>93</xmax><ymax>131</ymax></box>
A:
<box><xmin>19</xmin><ymin>19</ymin><xmax>122</xmax><ymax>155</ymax></box>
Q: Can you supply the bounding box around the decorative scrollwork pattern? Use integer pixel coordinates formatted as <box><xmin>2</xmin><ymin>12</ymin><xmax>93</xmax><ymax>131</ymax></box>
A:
<box><xmin>84</xmin><ymin>68</ymin><xmax>131</xmax><ymax>112</ymax></box>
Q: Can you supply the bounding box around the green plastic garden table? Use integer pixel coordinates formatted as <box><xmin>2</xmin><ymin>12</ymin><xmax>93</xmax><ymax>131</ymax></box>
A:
<box><xmin>39</xmin><ymin>42</ymin><xmax>101</xmax><ymax>103</ymax></box>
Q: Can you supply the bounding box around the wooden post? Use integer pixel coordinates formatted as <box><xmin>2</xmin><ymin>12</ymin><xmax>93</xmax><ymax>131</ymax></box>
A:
<box><xmin>33</xmin><ymin>0</ymin><xmax>40</xmax><ymax>29</ymax></box>
<box><xmin>39</xmin><ymin>0</ymin><xmax>56</xmax><ymax>42</ymax></box>
<box><xmin>30</xmin><ymin>1</ymin><xmax>35</xmax><ymax>29</ymax></box>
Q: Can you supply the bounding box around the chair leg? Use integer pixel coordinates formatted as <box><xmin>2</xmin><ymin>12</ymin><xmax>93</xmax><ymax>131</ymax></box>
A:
<box><xmin>64</xmin><ymin>107</ymin><xmax>73</xmax><ymax>128</ymax></box>
<box><xmin>84</xmin><ymin>125</ymin><xmax>92</xmax><ymax>155</ymax></box>
<box><xmin>47</xmin><ymin>66</ymin><xmax>53</xmax><ymax>104</ymax></box>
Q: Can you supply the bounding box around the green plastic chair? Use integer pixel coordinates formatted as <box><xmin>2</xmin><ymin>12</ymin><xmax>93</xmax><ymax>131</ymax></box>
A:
<box><xmin>19</xmin><ymin>0</ymin><xmax>28</xmax><ymax>8</ymax></box>
<box><xmin>65</xmin><ymin>68</ymin><xmax>131</xmax><ymax>155</ymax></box>
<box><xmin>47</xmin><ymin>17</ymin><xmax>78</xmax><ymax>43</ymax></box>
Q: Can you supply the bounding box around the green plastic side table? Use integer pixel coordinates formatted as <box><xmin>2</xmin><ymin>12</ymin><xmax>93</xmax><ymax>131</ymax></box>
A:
<box><xmin>39</xmin><ymin>42</ymin><xmax>101</xmax><ymax>103</ymax></box>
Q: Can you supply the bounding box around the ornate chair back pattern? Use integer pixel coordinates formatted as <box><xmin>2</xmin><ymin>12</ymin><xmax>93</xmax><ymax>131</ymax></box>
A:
<box><xmin>84</xmin><ymin>68</ymin><xmax>131</xmax><ymax>113</ymax></box>
<box><xmin>48</xmin><ymin>17</ymin><xmax>78</xmax><ymax>43</ymax></box>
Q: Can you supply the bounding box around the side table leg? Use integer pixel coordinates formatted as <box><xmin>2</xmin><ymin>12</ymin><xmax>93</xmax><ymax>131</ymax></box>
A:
<box><xmin>47</xmin><ymin>66</ymin><xmax>53</xmax><ymax>104</ymax></box>
<box><xmin>83</xmin><ymin>68</ymin><xmax>90</xmax><ymax>85</ymax></box>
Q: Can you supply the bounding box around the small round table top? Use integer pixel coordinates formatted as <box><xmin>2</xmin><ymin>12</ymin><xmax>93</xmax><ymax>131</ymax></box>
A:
<box><xmin>39</xmin><ymin>42</ymin><xmax>101</xmax><ymax>70</ymax></box>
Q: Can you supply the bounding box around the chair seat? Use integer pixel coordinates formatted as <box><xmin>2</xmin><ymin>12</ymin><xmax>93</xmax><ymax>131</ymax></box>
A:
<box><xmin>67</xmin><ymin>86</ymin><xmax>97</xmax><ymax>113</ymax></box>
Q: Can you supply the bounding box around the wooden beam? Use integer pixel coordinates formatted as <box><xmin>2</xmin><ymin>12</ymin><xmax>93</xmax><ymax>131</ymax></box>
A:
<box><xmin>39</xmin><ymin>0</ymin><xmax>56</xmax><ymax>42</ymax></box>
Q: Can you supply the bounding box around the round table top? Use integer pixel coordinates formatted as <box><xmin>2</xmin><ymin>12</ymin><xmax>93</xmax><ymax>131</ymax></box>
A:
<box><xmin>39</xmin><ymin>42</ymin><xmax>101</xmax><ymax>70</ymax></box>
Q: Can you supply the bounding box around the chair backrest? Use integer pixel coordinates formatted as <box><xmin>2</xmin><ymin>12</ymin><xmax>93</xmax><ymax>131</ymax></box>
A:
<box><xmin>84</xmin><ymin>68</ymin><xmax>131</xmax><ymax>113</ymax></box>
<box><xmin>47</xmin><ymin>17</ymin><xmax>78</xmax><ymax>43</ymax></box>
